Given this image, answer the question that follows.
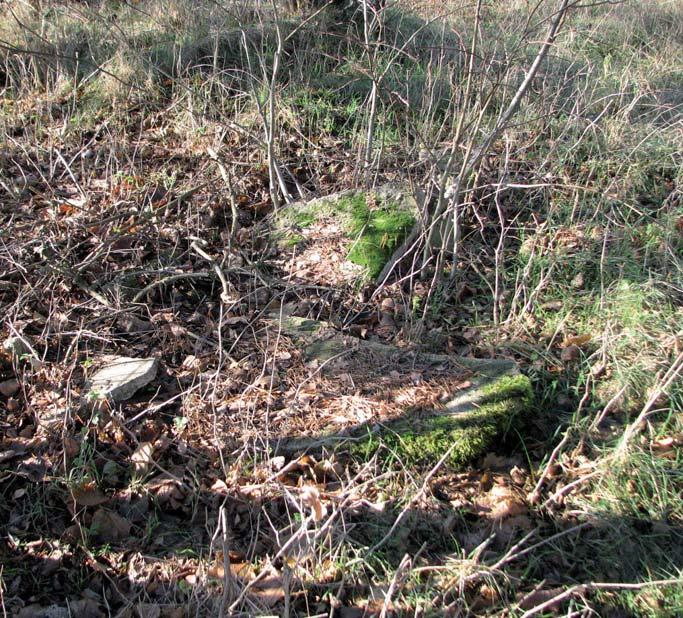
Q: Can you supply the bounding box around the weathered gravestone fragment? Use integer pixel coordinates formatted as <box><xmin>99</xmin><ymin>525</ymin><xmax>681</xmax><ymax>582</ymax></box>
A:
<box><xmin>86</xmin><ymin>357</ymin><xmax>159</xmax><ymax>403</ymax></box>
<box><xmin>269</xmin><ymin>316</ymin><xmax>532</xmax><ymax>467</ymax></box>
<box><xmin>271</xmin><ymin>185</ymin><xmax>418</xmax><ymax>286</ymax></box>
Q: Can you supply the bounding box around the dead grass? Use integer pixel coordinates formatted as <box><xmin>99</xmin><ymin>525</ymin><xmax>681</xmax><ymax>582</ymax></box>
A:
<box><xmin>1</xmin><ymin>0</ymin><xmax>682</xmax><ymax>615</ymax></box>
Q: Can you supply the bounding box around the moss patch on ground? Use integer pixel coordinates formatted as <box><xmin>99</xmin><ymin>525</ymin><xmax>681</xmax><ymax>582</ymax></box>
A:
<box><xmin>353</xmin><ymin>374</ymin><xmax>533</xmax><ymax>468</ymax></box>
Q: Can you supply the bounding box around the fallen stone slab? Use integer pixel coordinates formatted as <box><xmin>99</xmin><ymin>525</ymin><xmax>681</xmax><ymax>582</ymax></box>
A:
<box><xmin>270</xmin><ymin>184</ymin><xmax>457</xmax><ymax>287</ymax></box>
<box><xmin>3</xmin><ymin>336</ymin><xmax>42</xmax><ymax>370</ymax></box>
<box><xmin>86</xmin><ymin>357</ymin><xmax>159</xmax><ymax>403</ymax></box>
<box><xmin>3</xmin><ymin>336</ymin><xmax>31</xmax><ymax>358</ymax></box>
<box><xmin>268</xmin><ymin>316</ymin><xmax>532</xmax><ymax>467</ymax></box>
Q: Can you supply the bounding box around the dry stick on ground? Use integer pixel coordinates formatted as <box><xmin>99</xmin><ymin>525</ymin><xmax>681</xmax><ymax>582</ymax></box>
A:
<box><xmin>590</xmin><ymin>383</ymin><xmax>628</xmax><ymax>431</ymax></box>
<box><xmin>436</xmin><ymin>522</ymin><xmax>592</xmax><ymax>610</ymax></box>
<box><xmin>380</xmin><ymin>551</ymin><xmax>418</xmax><ymax>618</ymax></box>
<box><xmin>161</xmin><ymin>182</ymin><xmax>211</xmax><ymax>221</ymax></box>
<box><xmin>478</xmin><ymin>524</ymin><xmax>582</xmax><ymax>577</ymax></box>
<box><xmin>42</xmin><ymin>257</ymin><xmax>113</xmax><ymax>309</ymax></box>
<box><xmin>541</xmin><ymin>469</ymin><xmax>601</xmax><ymax>509</ymax></box>
<box><xmin>189</xmin><ymin>239</ymin><xmax>234</xmax><ymax>305</ymax></box>
<box><xmin>131</xmin><ymin>271</ymin><xmax>213</xmax><ymax>304</ymax></box>
<box><xmin>519</xmin><ymin>577</ymin><xmax>683</xmax><ymax>618</ymax></box>
<box><xmin>217</xmin><ymin>503</ymin><xmax>237</xmax><ymax>614</ymax></box>
<box><xmin>616</xmin><ymin>351</ymin><xmax>683</xmax><ymax>458</ymax></box>
<box><xmin>207</xmin><ymin>146</ymin><xmax>240</xmax><ymax>240</ymax></box>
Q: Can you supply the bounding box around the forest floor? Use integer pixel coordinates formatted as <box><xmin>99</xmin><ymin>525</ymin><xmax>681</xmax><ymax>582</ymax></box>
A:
<box><xmin>0</xmin><ymin>0</ymin><xmax>682</xmax><ymax>616</ymax></box>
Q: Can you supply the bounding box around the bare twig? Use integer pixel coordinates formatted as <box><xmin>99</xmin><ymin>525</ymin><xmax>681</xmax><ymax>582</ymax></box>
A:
<box><xmin>190</xmin><ymin>239</ymin><xmax>235</xmax><ymax>305</ymax></box>
<box><xmin>207</xmin><ymin>146</ymin><xmax>240</xmax><ymax>240</ymax></box>
<box><xmin>131</xmin><ymin>271</ymin><xmax>213</xmax><ymax>304</ymax></box>
<box><xmin>520</xmin><ymin>577</ymin><xmax>683</xmax><ymax>617</ymax></box>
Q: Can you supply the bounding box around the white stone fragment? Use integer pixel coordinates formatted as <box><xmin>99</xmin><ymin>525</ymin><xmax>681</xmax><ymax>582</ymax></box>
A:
<box><xmin>3</xmin><ymin>337</ymin><xmax>32</xmax><ymax>359</ymax></box>
<box><xmin>87</xmin><ymin>357</ymin><xmax>159</xmax><ymax>402</ymax></box>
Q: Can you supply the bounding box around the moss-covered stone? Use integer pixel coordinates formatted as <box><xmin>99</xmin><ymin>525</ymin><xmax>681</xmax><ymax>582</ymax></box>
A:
<box><xmin>342</xmin><ymin>193</ymin><xmax>415</xmax><ymax>279</ymax></box>
<box><xmin>267</xmin><ymin>315</ymin><xmax>533</xmax><ymax>469</ymax></box>
<box><xmin>352</xmin><ymin>374</ymin><xmax>533</xmax><ymax>468</ymax></box>
<box><xmin>270</xmin><ymin>186</ymin><xmax>417</xmax><ymax>283</ymax></box>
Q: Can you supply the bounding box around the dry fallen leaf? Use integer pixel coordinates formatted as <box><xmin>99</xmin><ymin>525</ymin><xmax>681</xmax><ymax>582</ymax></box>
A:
<box><xmin>541</xmin><ymin>300</ymin><xmax>564</xmax><ymax>311</ymax></box>
<box><xmin>472</xmin><ymin>583</ymin><xmax>500</xmax><ymax>609</ymax></box>
<box><xmin>560</xmin><ymin>345</ymin><xmax>581</xmax><ymax>362</ymax></box>
<box><xmin>71</xmin><ymin>482</ymin><xmax>109</xmax><ymax>507</ymax></box>
<box><xmin>146</xmin><ymin>474</ymin><xmax>187</xmax><ymax>509</ymax></box>
<box><xmin>481</xmin><ymin>453</ymin><xmax>519</xmax><ymax>470</ymax></box>
<box><xmin>131</xmin><ymin>442</ymin><xmax>155</xmax><ymax>477</ymax></box>
<box><xmin>510</xmin><ymin>466</ymin><xmax>527</xmax><ymax>486</ymax></box>
<box><xmin>63</xmin><ymin>437</ymin><xmax>80</xmax><ymax>460</ymax></box>
<box><xmin>651</xmin><ymin>435</ymin><xmax>680</xmax><ymax>459</ymax></box>
<box><xmin>62</xmin><ymin>524</ymin><xmax>83</xmax><ymax>544</ymax></box>
<box><xmin>301</xmin><ymin>485</ymin><xmax>326</xmax><ymax>521</ymax></box>
<box><xmin>488</xmin><ymin>485</ymin><xmax>528</xmax><ymax>521</ymax></box>
<box><xmin>211</xmin><ymin>478</ymin><xmax>230</xmax><ymax>494</ymax></box>
<box><xmin>462</xmin><ymin>327</ymin><xmax>479</xmax><ymax>342</ymax></box>
<box><xmin>91</xmin><ymin>508</ymin><xmax>132</xmax><ymax>543</ymax></box>
<box><xmin>561</xmin><ymin>333</ymin><xmax>591</xmax><ymax>348</ymax></box>
<box><xmin>208</xmin><ymin>559</ymin><xmax>256</xmax><ymax>581</ymax></box>
<box><xmin>250</xmin><ymin>565</ymin><xmax>285</xmax><ymax>608</ymax></box>
<box><xmin>653</xmin><ymin>436</ymin><xmax>675</xmax><ymax>449</ymax></box>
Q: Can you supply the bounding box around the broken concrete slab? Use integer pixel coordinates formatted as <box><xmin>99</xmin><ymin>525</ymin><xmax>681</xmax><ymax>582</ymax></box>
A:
<box><xmin>267</xmin><ymin>315</ymin><xmax>532</xmax><ymax>467</ymax></box>
<box><xmin>86</xmin><ymin>357</ymin><xmax>159</xmax><ymax>403</ymax></box>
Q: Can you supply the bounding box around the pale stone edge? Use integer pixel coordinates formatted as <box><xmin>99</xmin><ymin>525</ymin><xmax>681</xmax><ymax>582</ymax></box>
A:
<box><xmin>85</xmin><ymin>357</ymin><xmax>159</xmax><ymax>403</ymax></box>
<box><xmin>265</xmin><ymin>316</ymin><xmax>524</xmax><ymax>454</ymax></box>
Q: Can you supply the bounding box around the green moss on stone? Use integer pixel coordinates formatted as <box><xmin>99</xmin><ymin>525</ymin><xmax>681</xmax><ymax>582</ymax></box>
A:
<box><xmin>283</xmin><ymin>232</ymin><xmax>305</xmax><ymax>247</ymax></box>
<box><xmin>353</xmin><ymin>374</ymin><xmax>533</xmax><ymax>468</ymax></box>
<box><xmin>293</xmin><ymin>211</ymin><xmax>316</xmax><ymax>228</ymax></box>
<box><xmin>272</xmin><ymin>188</ymin><xmax>416</xmax><ymax>280</ymax></box>
<box><xmin>341</xmin><ymin>193</ymin><xmax>415</xmax><ymax>279</ymax></box>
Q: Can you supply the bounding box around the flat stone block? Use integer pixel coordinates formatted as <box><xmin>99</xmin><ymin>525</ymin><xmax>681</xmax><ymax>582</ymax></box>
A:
<box><xmin>87</xmin><ymin>357</ymin><xmax>159</xmax><ymax>403</ymax></box>
<box><xmin>267</xmin><ymin>315</ymin><xmax>533</xmax><ymax>467</ymax></box>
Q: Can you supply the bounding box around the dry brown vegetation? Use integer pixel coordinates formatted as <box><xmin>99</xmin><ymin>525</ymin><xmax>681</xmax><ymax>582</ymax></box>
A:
<box><xmin>0</xmin><ymin>0</ymin><xmax>682</xmax><ymax>616</ymax></box>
